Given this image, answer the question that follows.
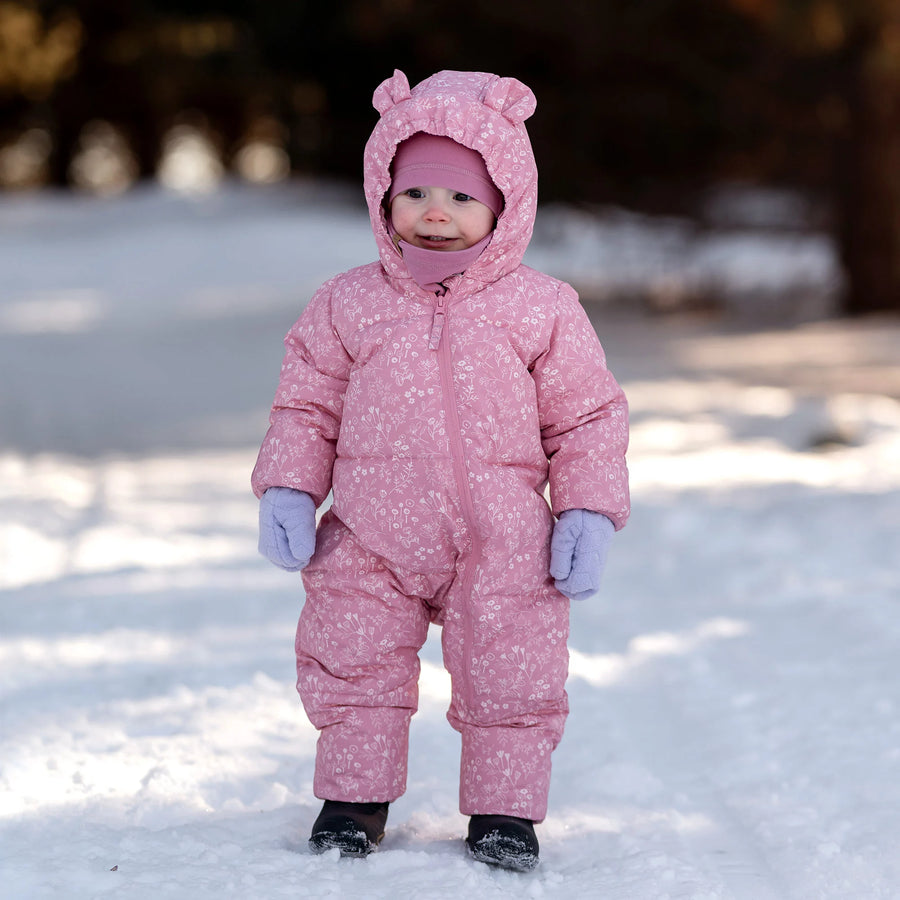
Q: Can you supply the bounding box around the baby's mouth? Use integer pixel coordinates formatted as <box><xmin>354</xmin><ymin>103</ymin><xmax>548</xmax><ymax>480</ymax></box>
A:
<box><xmin>418</xmin><ymin>234</ymin><xmax>458</xmax><ymax>248</ymax></box>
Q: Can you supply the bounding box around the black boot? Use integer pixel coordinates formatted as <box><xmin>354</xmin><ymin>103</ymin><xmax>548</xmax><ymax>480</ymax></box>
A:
<box><xmin>466</xmin><ymin>814</ymin><xmax>540</xmax><ymax>871</ymax></box>
<box><xmin>308</xmin><ymin>800</ymin><xmax>389</xmax><ymax>857</ymax></box>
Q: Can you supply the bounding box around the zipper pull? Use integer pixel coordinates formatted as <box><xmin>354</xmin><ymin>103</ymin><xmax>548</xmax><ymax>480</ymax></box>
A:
<box><xmin>429</xmin><ymin>291</ymin><xmax>446</xmax><ymax>350</ymax></box>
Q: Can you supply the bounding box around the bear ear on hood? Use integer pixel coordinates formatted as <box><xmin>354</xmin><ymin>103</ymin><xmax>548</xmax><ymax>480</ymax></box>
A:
<box><xmin>483</xmin><ymin>76</ymin><xmax>536</xmax><ymax>124</ymax></box>
<box><xmin>373</xmin><ymin>70</ymin><xmax>412</xmax><ymax>115</ymax></box>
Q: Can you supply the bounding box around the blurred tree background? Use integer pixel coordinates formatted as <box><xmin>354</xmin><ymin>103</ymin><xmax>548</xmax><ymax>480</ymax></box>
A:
<box><xmin>0</xmin><ymin>0</ymin><xmax>897</xmax><ymax>314</ymax></box>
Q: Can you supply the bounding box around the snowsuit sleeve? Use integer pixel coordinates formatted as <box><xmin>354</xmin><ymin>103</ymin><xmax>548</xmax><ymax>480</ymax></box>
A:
<box><xmin>533</xmin><ymin>283</ymin><xmax>630</xmax><ymax>529</ymax></box>
<box><xmin>251</xmin><ymin>282</ymin><xmax>352</xmax><ymax>505</ymax></box>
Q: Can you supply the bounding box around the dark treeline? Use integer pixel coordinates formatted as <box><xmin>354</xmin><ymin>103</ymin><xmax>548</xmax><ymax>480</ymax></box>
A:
<box><xmin>1</xmin><ymin>0</ymin><xmax>898</xmax><ymax>314</ymax></box>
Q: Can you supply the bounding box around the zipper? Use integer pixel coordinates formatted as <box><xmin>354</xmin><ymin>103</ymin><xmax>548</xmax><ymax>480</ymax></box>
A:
<box><xmin>429</xmin><ymin>289</ymin><xmax>446</xmax><ymax>350</ymax></box>
<box><xmin>433</xmin><ymin>291</ymin><xmax>484</xmax><ymax>718</ymax></box>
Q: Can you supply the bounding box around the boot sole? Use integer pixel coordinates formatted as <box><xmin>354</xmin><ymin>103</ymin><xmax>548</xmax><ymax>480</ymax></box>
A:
<box><xmin>309</xmin><ymin>828</ymin><xmax>382</xmax><ymax>857</ymax></box>
<box><xmin>466</xmin><ymin>838</ymin><xmax>540</xmax><ymax>871</ymax></box>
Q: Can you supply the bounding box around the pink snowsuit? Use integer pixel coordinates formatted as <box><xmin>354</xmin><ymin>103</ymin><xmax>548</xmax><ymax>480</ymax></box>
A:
<box><xmin>252</xmin><ymin>70</ymin><xmax>630</xmax><ymax>821</ymax></box>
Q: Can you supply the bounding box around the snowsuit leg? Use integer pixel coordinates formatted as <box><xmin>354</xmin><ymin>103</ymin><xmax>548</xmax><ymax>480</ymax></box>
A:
<box><xmin>443</xmin><ymin>518</ymin><xmax>570</xmax><ymax>824</ymax></box>
<box><xmin>297</xmin><ymin>511</ymin><xmax>440</xmax><ymax>803</ymax></box>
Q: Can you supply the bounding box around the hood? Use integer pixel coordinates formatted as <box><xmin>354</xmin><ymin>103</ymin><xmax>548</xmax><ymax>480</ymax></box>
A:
<box><xmin>363</xmin><ymin>70</ymin><xmax>538</xmax><ymax>296</ymax></box>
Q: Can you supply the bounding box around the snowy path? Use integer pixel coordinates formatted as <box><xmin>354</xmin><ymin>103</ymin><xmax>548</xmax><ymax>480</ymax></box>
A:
<box><xmin>1</xmin><ymin>185</ymin><xmax>899</xmax><ymax>899</ymax></box>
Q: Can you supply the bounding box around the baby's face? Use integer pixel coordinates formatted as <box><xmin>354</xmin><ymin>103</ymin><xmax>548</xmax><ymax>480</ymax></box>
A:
<box><xmin>390</xmin><ymin>186</ymin><xmax>495</xmax><ymax>251</ymax></box>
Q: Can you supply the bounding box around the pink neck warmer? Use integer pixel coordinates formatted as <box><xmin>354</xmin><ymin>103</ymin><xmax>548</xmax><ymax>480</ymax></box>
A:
<box><xmin>394</xmin><ymin>231</ymin><xmax>493</xmax><ymax>293</ymax></box>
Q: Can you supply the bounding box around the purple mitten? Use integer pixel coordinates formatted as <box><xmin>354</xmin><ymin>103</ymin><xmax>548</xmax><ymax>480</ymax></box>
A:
<box><xmin>258</xmin><ymin>487</ymin><xmax>317</xmax><ymax>571</ymax></box>
<box><xmin>550</xmin><ymin>509</ymin><xmax>615</xmax><ymax>601</ymax></box>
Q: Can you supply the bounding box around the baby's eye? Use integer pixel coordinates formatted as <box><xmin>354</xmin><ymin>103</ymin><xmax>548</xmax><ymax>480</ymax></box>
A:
<box><xmin>404</xmin><ymin>188</ymin><xmax>425</xmax><ymax>199</ymax></box>
<box><xmin>453</xmin><ymin>192</ymin><xmax>473</xmax><ymax>202</ymax></box>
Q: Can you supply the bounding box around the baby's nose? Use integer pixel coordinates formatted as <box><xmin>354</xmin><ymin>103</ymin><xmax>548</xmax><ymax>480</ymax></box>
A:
<box><xmin>424</xmin><ymin>202</ymin><xmax>450</xmax><ymax>220</ymax></box>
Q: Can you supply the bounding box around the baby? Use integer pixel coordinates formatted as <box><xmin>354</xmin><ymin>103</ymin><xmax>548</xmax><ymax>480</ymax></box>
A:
<box><xmin>252</xmin><ymin>69</ymin><xmax>630</xmax><ymax>871</ymax></box>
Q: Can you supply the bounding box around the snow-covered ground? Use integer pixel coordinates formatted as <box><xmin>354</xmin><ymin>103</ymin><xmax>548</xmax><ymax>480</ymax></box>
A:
<box><xmin>1</xmin><ymin>182</ymin><xmax>899</xmax><ymax>899</ymax></box>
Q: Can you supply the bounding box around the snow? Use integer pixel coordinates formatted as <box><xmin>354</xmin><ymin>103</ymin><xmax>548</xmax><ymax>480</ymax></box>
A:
<box><xmin>1</xmin><ymin>181</ymin><xmax>899</xmax><ymax>899</ymax></box>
